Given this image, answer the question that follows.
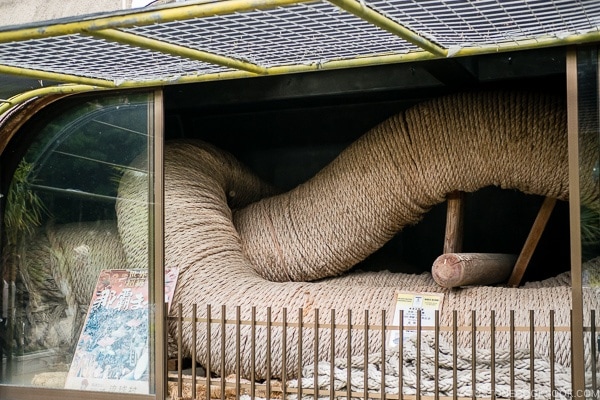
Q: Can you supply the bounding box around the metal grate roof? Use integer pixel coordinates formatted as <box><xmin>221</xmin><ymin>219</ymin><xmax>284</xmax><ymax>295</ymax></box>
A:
<box><xmin>0</xmin><ymin>0</ymin><xmax>599</xmax><ymax>90</ymax></box>
<box><xmin>368</xmin><ymin>0</ymin><xmax>600</xmax><ymax>47</ymax></box>
<box><xmin>0</xmin><ymin>34</ymin><xmax>227</xmax><ymax>84</ymax></box>
<box><xmin>126</xmin><ymin>2</ymin><xmax>417</xmax><ymax>68</ymax></box>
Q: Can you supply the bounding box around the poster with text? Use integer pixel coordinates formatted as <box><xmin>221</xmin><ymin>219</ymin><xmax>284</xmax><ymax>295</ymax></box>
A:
<box><xmin>65</xmin><ymin>268</ymin><xmax>178</xmax><ymax>393</ymax></box>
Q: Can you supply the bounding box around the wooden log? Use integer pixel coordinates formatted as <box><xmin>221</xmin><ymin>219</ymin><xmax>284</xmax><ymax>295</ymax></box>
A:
<box><xmin>432</xmin><ymin>252</ymin><xmax>517</xmax><ymax>288</ymax></box>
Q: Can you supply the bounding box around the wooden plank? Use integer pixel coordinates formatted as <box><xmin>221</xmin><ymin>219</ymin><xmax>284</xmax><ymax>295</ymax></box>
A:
<box><xmin>444</xmin><ymin>191</ymin><xmax>465</xmax><ymax>253</ymax></box>
<box><xmin>507</xmin><ymin>196</ymin><xmax>557</xmax><ymax>287</ymax></box>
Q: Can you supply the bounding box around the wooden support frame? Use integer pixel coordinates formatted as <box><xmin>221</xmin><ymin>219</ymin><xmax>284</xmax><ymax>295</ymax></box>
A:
<box><xmin>442</xmin><ymin>192</ymin><xmax>557</xmax><ymax>288</ymax></box>
<box><xmin>507</xmin><ymin>196</ymin><xmax>557</xmax><ymax>287</ymax></box>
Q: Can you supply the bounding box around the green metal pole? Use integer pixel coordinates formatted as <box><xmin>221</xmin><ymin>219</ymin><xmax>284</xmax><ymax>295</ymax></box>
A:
<box><xmin>0</xmin><ymin>0</ymin><xmax>315</xmax><ymax>43</ymax></box>
<box><xmin>114</xmin><ymin>50</ymin><xmax>441</xmax><ymax>87</ymax></box>
<box><xmin>452</xmin><ymin>31</ymin><xmax>600</xmax><ymax>58</ymax></box>
<box><xmin>0</xmin><ymin>65</ymin><xmax>115</xmax><ymax>87</ymax></box>
<box><xmin>88</xmin><ymin>29</ymin><xmax>267</xmax><ymax>75</ymax></box>
<box><xmin>326</xmin><ymin>0</ymin><xmax>447</xmax><ymax>57</ymax></box>
<box><xmin>0</xmin><ymin>84</ymin><xmax>99</xmax><ymax>116</ymax></box>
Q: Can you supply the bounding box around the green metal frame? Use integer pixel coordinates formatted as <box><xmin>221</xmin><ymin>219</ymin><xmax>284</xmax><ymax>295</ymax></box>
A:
<box><xmin>0</xmin><ymin>85</ymin><xmax>102</xmax><ymax>116</ymax></box>
<box><xmin>0</xmin><ymin>0</ymin><xmax>599</xmax><ymax>115</ymax></box>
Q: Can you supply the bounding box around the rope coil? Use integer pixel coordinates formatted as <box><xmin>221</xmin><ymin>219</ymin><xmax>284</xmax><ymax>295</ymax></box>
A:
<box><xmin>287</xmin><ymin>335</ymin><xmax>576</xmax><ymax>400</ymax></box>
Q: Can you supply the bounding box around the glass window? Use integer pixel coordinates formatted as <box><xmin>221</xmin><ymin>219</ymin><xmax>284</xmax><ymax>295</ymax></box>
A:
<box><xmin>576</xmin><ymin>46</ymin><xmax>600</xmax><ymax>396</ymax></box>
<box><xmin>0</xmin><ymin>91</ymin><xmax>158</xmax><ymax>395</ymax></box>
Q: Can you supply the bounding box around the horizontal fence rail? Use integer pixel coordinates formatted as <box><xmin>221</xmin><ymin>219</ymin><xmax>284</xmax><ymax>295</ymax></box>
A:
<box><xmin>166</xmin><ymin>305</ymin><xmax>600</xmax><ymax>400</ymax></box>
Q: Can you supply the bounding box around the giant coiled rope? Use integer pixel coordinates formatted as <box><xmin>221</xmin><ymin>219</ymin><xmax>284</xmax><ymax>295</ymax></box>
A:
<box><xmin>111</xmin><ymin>91</ymin><xmax>600</xmax><ymax>381</ymax></box>
<box><xmin>20</xmin><ymin>91</ymin><xmax>599</xmax><ymax>383</ymax></box>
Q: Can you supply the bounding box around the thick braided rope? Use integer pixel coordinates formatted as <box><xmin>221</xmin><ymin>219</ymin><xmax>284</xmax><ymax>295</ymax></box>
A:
<box><xmin>118</xmin><ymin>189</ymin><xmax>587</xmax><ymax>380</ymax></box>
<box><xmin>114</xmin><ymin>92</ymin><xmax>600</xmax><ymax>379</ymax></box>
<box><xmin>235</xmin><ymin>92</ymin><xmax>597</xmax><ymax>282</ymax></box>
<box><xmin>286</xmin><ymin>335</ymin><xmax>576</xmax><ymax>400</ymax></box>
<box><xmin>43</xmin><ymin>221</ymin><xmax>128</xmax><ymax>306</ymax></box>
<box><xmin>21</xmin><ymin>221</ymin><xmax>127</xmax><ymax>350</ymax></box>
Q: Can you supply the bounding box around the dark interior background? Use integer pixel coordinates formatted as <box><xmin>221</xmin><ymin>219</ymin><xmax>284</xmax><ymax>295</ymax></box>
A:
<box><xmin>163</xmin><ymin>46</ymin><xmax>571</xmax><ymax>283</ymax></box>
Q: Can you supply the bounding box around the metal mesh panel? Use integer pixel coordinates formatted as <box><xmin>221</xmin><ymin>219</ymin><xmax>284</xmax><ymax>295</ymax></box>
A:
<box><xmin>0</xmin><ymin>0</ymin><xmax>599</xmax><ymax>84</ymax></box>
<box><xmin>368</xmin><ymin>0</ymin><xmax>600</xmax><ymax>48</ymax></box>
<box><xmin>127</xmin><ymin>1</ymin><xmax>417</xmax><ymax>67</ymax></box>
<box><xmin>0</xmin><ymin>34</ymin><xmax>229</xmax><ymax>83</ymax></box>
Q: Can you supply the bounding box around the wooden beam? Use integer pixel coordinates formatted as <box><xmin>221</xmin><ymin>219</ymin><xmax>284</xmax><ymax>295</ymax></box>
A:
<box><xmin>507</xmin><ymin>196</ymin><xmax>557</xmax><ymax>287</ymax></box>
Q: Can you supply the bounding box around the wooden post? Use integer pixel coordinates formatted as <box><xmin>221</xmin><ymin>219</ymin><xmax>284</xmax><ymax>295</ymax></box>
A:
<box><xmin>507</xmin><ymin>196</ymin><xmax>557</xmax><ymax>287</ymax></box>
<box><xmin>444</xmin><ymin>191</ymin><xmax>465</xmax><ymax>253</ymax></box>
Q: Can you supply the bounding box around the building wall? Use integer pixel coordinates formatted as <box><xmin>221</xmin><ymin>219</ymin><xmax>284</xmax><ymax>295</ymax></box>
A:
<box><xmin>0</xmin><ymin>0</ymin><xmax>179</xmax><ymax>28</ymax></box>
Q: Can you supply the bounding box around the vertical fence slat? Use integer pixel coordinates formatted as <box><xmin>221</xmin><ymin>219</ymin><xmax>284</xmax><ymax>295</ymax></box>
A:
<box><xmin>530</xmin><ymin>309</ymin><xmax>535</xmax><ymax>400</ymax></box>
<box><xmin>298</xmin><ymin>308</ymin><xmax>303</xmax><ymax>400</ymax></box>
<box><xmin>416</xmin><ymin>309</ymin><xmax>421</xmax><ymax>400</ymax></box>
<box><xmin>235</xmin><ymin>306</ymin><xmax>241</xmax><ymax>399</ymax></box>
<box><xmin>266</xmin><ymin>306</ymin><xmax>272</xmax><ymax>400</ymax></box>
<box><xmin>220</xmin><ymin>305</ymin><xmax>226</xmax><ymax>400</ymax></box>
<box><xmin>192</xmin><ymin>304</ymin><xmax>197</xmax><ymax>400</ymax></box>
<box><xmin>592</xmin><ymin>309</ymin><xmax>597</xmax><ymax>398</ymax></box>
<box><xmin>471</xmin><ymin>310</ymin><xmax>476</xmax><ymax>400</ymax></box>
<box><xmin>382</xmin><ymin>309</ymin><xmax>387</xmax><ymax>400</ymax></box>
<box><xmin>510</xmin><ymin>310</ymin><xmax>515</xmax><ymax>400</ymax></box>
<box><xmin>435</xmin><ymin>310</ymin><xmax>439</xmax><ymax>400</ymax></box>
<box><xmin>206</xmin><ymin>304</ymin><xmax>212</xmax><ymax>400</ymax></box>
<box><xmin>491</xmin><ymin>310</ymin><xmax>496</xmax><ymax>400</ymax></box>
<box><xmin>570</xmin><ymin>309</ymin><xmax>574</xmax><ymax>398</ymax></box>
<box><xmin>314</xmin><ymin>308</ymin><xmax>319</xmax><ymax>399</ymax></box>
<box><xmin>331</xmin><ymin>309</ymin><xmax>336</xmax><ymax>399</ymax></box>
<box><xmin>550</xmin><ymin>309</ymin><xmax>555</xmax><ymax>400</ymax></box>
<box><xmin>282</xmin><ymin>307</ymin><xmax>288</xmax><ymax>400</ymax></box>
<box><xmin>364</xmin><ymin>309</ymin><xmax>369</xmax><ymax>400</ymax></box>
<box><xmin>453</xmin><ymin>310</ymin><xmax>458</xmax><ymax>400</ymax></box>
<box><xmin>251</xmin><ymin>306</ymin><xmax>256</xmax><ymax>399</ymax></box>
<box><xmin>177</xmin><ymin>303</ymin><xmax>183</xmax><ymax>400</ymax></box>
<box><xmin>347</xmin><ymin>310</ymin><xmax>352</xmax><ymax>400</ymax></box>
<box><xmin>399</xmin><ymin>309</ymin><xmax>404</xmax><ymax>400</ymax></box>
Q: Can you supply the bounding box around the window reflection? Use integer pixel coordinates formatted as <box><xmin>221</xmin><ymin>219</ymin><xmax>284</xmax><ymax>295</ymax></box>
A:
<box><xmin>577</xmin><ymin>46</ymin><xmax>600</xmax><ymax>396</ymax></box>
<box><xmin>0</xmin><ymin>93</ymin><xmax>153</xmax><ymax>394</ymax></box>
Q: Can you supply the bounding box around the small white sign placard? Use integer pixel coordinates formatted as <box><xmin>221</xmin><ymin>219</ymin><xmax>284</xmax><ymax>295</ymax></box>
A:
<box><xmin>388</xmin><ymin>291</ymin><xmax>444</xmax><ymax>346</ymax></box>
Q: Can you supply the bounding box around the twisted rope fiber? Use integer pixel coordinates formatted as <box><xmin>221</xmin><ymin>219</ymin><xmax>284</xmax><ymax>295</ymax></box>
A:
<box><xmin>113</xmin><ymin>91</ymin><xmax>600</xmax><ymax>380</ymax></box>
<box><xmin>21</xmin><ymin>221</ymin><xmax>127</xmax><ymax>350</ymax></box>
<box><xmin>43</xmin><ymin>221</ymin><xmax>128</xmax><ymax>306</ymax></box>
<box><xmin>286</xmin><ymin>335</ymin><xmax>576</xmax><ymax>400</ymax></box>
<box><xmin>235</xmin><ymin>91</ymin><xmax>596</xmax><ymax>282</ymax></box>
